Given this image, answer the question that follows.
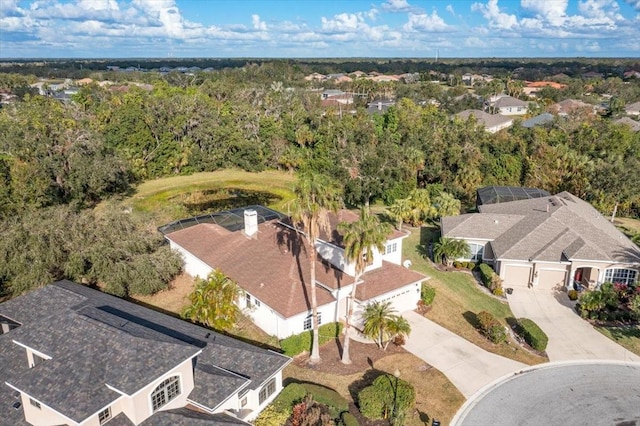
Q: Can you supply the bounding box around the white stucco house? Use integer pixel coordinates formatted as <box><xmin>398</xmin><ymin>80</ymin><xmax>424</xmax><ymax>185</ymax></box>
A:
<box><xmin>161</xmin><ymin>206</ymin><xmax>425</xmax><ymax>339</ymax></box>
<box><xmin>0</xmin><ymin>280</ymin><xmax>291</xmax><ymax>425</ymax></box>
<box><xmin>441</xmin><ymin>192</ymin><xmax>640</xmax><ymax>291</ymax></box>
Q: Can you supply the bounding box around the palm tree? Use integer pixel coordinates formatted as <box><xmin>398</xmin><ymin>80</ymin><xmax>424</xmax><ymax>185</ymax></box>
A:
<box><xmin>290</xmin><ymin>171</ymin><xmax>342</xmax><ymax>364</ymax></box>
<box><xmin>384</xmin><ymin>315</ymin><xmax>411</xmax><ymax>350</ymax></box>
<box><xmin>432</xmin><ymin>192</ymin><xmax>461</xmax><ymax>218</ymax></box>
<box><xmin>183</xmin><ymin>269</ymin><xmax>243</xmax><ymax>330</ymax></box>
<box><xmin>387</xmin><ymin>197</ymin><xmax>412</xmax><ymax>231</ymax></box>
<box><xmin>338</xmin><ymin>207</ymin><xmax>392</xmax><ymax>364</ymax></box>
<box><xmin>362</xmin><ymin>301</ymin><xmax>397</xmax><ymax>349</ymax></box>
<box><xmin>432</xmin><ymin>237</ymin><xmax>471</xmax><ymax>267</ymax></box>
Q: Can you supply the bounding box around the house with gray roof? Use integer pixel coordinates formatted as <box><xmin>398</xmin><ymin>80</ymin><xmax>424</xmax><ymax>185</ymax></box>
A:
<box><xmin>625</xmin><ymin>101</ymin><xmax>640</xmax><ymax>117</ymax></box>
<box><xmin>161</xmin><ymin>207</ymin><xmax>425</xmax><ymax>339</ymax></box>
<box><xmin>0</xmin><ymin>280</ymin><xmax>290</xmax><ymax>426</ymax></box>
<box><xmin>441</xmin><ymin>192</ymin><xmax>640</xmax><ymax>291</ymax></box>
<box><xmin>455</xmin><ymin>110</ymin><xmax>514</xmax><ymax>133</ymax></box>
<box><xmin>492</xmin><ymin>95</ymin><xmax>529</xmax><ymax>116</ymax></box>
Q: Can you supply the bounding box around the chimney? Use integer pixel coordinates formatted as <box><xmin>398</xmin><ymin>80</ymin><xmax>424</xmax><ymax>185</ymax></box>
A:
<box><xmin>244</xmin><ymin>209</ymin><xmax>258</xmax><ymax>237</ymax></box>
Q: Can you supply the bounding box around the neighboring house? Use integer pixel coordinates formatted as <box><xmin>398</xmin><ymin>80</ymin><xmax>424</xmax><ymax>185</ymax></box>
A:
<box><xmin>455</xmin><ymin>109</ymin><xmax>514</xmax><ymax>133</ymax></box>
<box><xmin>161</xmin><ymin>206</ymin><xmax>425</xmax><ymax>339</ymax></box>
<box><xmin>0</xmin><ymin>281</ymin><xmax>290</xmax><ymax>426</ymax></box>
<box><xmin>521</xmin><ymin>113</ymin><xmax>555</xmax><ymax>128</ymax></box>
<box><xmin>366</xmin><ymin>99</ymin><xmax>395</xmax><ymax>115</ymax></box>
<box><xmin>492</xmin><ymin>95</ymin><xmax>529</xmax><ymax>116</ymax></box>
<box><xmin>304</xmin><ymin>73</ymin><xmax>326</xmax><ymax>81</ymax></box>
<box><xmin>548</xmin><ymin>99</ymin><xmax>596</xmax><ymax>117</ymax></box>
<box><xmin>614</xmin><ymin>117</ymin><xmax>640</xmax><ymax>132</ymax></box>
<box><xmin>625</xmin><ymin>101</ymin><xmax>640</xmax><ymax>116</ymax></box>
<box><xmin>523</xmin><ymin>81</ymin><xmax>567</xmax><ymax>97</ymax></box>
<box><xmin>441</xmin><ymin>192</ymin><xmax>640</xmax><ymax>291</ymax></box>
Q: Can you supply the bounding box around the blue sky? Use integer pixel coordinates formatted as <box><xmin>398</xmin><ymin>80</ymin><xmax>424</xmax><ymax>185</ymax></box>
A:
<box><xmin>1</xmin><ymin>0</ymin><xmax>639</xmax><ymax>58</ymax></box>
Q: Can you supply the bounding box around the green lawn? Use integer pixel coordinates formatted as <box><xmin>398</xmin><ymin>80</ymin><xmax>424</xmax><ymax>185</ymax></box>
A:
<box><xmin>403</xmin><ymin>225</ymin><xmax>547</xmax><ymax>365</ymax></box>
<box><xmin>596</xmin><ymin>325</ymin><xmax>640</xmax><ymax>356</ymax></box>
<box><xmin>126</xmin><ymin>169</ymin><xmax>296</xmax><ymax>222</ymax></box>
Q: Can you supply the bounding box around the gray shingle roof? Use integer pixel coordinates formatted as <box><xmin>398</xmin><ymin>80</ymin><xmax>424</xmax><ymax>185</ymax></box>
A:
<box><xmin>140</xmin><ymin>408</ymin><xmax>251</xmax><ymax>425</ymax></box>
<box><xmin>444</xmin><ymin>192</ymin><xmax>640</xmax><ymax>264</ymax></box>
<box><xmin>0</xmin><ymin>281</ymin><xmax>290</xmax><ymax>424</ymax></box>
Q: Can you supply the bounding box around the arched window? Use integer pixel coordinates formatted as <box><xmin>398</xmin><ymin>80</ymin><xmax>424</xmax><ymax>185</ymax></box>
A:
<box><xmin>151</xmin><ymin>376</ymin><xmax>181</xmax><ymax>412</ymax></box>
<box><xmin>604</xmin><ymin>268</ymin><xmax>638</xmax><ymax>286</ymax></box>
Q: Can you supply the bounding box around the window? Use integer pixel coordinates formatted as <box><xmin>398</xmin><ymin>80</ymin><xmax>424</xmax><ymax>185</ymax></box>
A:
<box><xmin>151</xmin><ymin>376</ymin><xmax>181</xmax><ymax>412</ymax></box>
<box><xmin>259</xmin><ymin>378</ymin><xmax>276</xmax><ymax>405</ymax></box>
<box><xmin>604</xmin><ymin>268</ymin><xmax>638</xmax><ymax>286</ymax></box>
<box><xmin>238</xmin><ymin>388</ymin><xmax>249</xmax><ymax>407</ymax></box>
<box><xmin>246</xmin><ymin>293</ymin><xmax>252</xmax><ymax>307</ymax></box>
<box><xmin>303</xmin><ymin>312</ymin><xmax>322</xmax><ymax>330</ymax></box>
<box><xmin>385</xmin><ymin>242</ymin><xmax>397</xmax><ymax>255</ymax></box>
<box><xmin>468</xmin><ymin>243</ymin><xmax>484</xmax><ymax>262</ymax></box>
<box><xmin>29</xmin><ymin>399</ymin><xmax>40</xmax><ymax>409</ymax></box>
<box><xmin>98</xmin><ymin>407</ymin><xmax>112</xmax><ymax>425</ymax></box>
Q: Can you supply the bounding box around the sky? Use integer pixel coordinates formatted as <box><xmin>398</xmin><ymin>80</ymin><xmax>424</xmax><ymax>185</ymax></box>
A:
<box><xmin>1</xmin><ymin>0</ymin><xmax>640</xmax><ymax>59</ymax></box>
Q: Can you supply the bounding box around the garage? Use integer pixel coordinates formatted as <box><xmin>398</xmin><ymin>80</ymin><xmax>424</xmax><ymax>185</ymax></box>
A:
<box><xmin>503</xmin><ymin>265</ymin><xmax>532</xmax><ymax>288</ymax></box>
<box><xmin>537</xmin><ymin>269</ymin><xmax>567</xmax><ymax>290</ymax></box>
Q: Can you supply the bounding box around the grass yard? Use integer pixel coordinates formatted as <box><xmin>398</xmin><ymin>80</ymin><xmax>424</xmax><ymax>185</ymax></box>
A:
<box><xmin>403</xmin><ymin>225</ymin><xmax>547</xmax><ymax>365</ymax></box>
<box><xmin>614</xmin><ymin>216</ymin><xmax>640</xmax><ymax>240</ymax></box>
<box><xmin>127</xmin><ymin>169</ymin><xmax>296</xmax><ymax>222</ymax></box>
<box><xmin>595</xmin><ymin>325</ymin><xmax>640</xmax><ymax>356</ymax></box>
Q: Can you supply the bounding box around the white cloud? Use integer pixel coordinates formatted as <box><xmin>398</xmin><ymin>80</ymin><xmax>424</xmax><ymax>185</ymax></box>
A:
<box><xmin>321</xmin><ymin>13</ymin><xmax>365</xmax><ymax>32</ymax></box>
<box><xmin>578</xmin><ymin>0</ymin><xmax>623</xmax><ymax>20</ymax></box>
<box><xmin>446</xmin><ymin>5</ymin><xmax>455</xmax><ymax>15</ymax></box>
<box><xmin>471</xmin><ymin>0</ymin><xmax>518</xmax><ymax>29</ymax></box>
<box><xmin>252</xmin><ymin>14</ymin><xmax>267</xmax><ymax>30</ymax></box>
<box><xmin>381</xmin><ymin>0</ymin><xmax>412</xmax><ymax>12</ymax></box>
<box><xmin>521</xmin><ymin>0</ymin><xmax>568</xmax><ymax>25</ymax></box>
<box><xmin>464</xmin><ymin>36</ymin><xmax>486</xmax><ymax>48</ymax></box>
<box><xmin>626</xmin><ymin>0</ymin><xmax>640</xmax><ymax>10</ymax></box>
<box><xmin>403</xmin><ymin>11</ymin><xmax>450</xmax><ymax>32</ymax></box>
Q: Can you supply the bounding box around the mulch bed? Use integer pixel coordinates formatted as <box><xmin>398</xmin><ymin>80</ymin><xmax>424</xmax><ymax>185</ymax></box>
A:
<box><xmin>293</xmin><ymin>335</ymin><xmax>406</xmax><ymax>375</ymax></box>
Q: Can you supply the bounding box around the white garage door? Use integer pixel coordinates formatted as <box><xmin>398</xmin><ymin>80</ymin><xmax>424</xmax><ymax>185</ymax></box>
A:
<box><xmin>504</xmin><ymin>265</ymin><xmax>532</xmax><ymax>288</ymax></box>
<box><xmin>538</xmin><ymin>269</ymin><xmax>567</xmax><ymax>290</ymax></box>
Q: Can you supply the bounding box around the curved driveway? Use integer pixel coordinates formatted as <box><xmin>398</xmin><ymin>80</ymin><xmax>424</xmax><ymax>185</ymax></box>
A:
<box><xmin>506</xmin><ymin>287</ymin><xmax>640</xmax><ymax>362</ymax></box>
<box><xmin>402</xmin><ymin>311</ymin><xmax>526</xmax><ymax>398</ymax></box>
<box><xmin>453</xmin><ymin>362</ymin><xmax>640</xmax><ymax>426</ymax></box>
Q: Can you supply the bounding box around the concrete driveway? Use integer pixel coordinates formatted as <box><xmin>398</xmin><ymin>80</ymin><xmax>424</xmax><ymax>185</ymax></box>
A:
<box><xmin>506</xmin><ymin>287</ymin><xmax>640</xmax><ymax>362</ymax></box>
<box><xmin>402</xmin><ymin>311</ymin><xmax>527</xmax><ymax>398</ymax></box>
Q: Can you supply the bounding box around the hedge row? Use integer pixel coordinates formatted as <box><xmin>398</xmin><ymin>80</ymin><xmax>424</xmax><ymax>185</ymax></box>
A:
<box><xmin>478</xmin><ymin>263</ymin><xmax>494</xmax><ymax>287</ymax></box>
<box><xmin>280</xmin><ymin>322</ymin><xmax>343</xmax><ymax>357</ymax></box>
<box><xmin>516</xmin><ymin>318</ymin><xmax>548</xmax><ymax>351</ymax></box>
<box><xmin>476</xmin><ymin>311</ymin><xmax>506</xmax><ymax>344</ymax></box>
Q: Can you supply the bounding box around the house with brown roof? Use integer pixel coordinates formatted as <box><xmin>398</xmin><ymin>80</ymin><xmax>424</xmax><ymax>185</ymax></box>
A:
<box><xmin>625</xmin><ymin>101</ymin><xmax>640</xmax><ymax>116</ymax></box>
<box><xmin>0</xmin><ymin>281</ymin><xmax>290</xmax><ymax>426</ymax></box>
<box><xmin>441</xmin><ymin>192</ymin><xmax>640</xmax><ymax>291</ymax></box>
<box><xmin>161</xmin><ymin>206</ymin><xmax>424</xmax><ymax>339</ymax></box>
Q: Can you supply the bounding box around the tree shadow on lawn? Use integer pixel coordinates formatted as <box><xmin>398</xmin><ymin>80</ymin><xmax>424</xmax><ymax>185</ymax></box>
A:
<box><xmin>462</xmin><ymin>310</ymin><xmax>480</xmax><ymax>330</ymax></box>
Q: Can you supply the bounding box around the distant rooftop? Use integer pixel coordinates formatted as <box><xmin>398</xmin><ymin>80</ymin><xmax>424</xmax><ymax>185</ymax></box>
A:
<box><xmin>158</xmin><ymin>205</ymin><xmax>286</xmax><ymax>235</ymax></box>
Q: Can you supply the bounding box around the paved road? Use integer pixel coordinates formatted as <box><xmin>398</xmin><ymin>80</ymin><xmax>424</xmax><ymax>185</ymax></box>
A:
<box><xmin>506</xmin><ymin>287</ymin><xmax>640</xmax><ymax>362</ymax></box>
<box><xmin>402</xmin><ymin>310</ymin><xmax>527</xmax><ymax>398</ymax></box>
<box><xmin>453</xmin><ymin>362</ymin><xmax>640</xmax><ymax>426</ymax></box>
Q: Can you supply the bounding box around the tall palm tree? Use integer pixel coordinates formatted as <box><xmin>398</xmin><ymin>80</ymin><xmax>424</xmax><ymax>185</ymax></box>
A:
<box><xmin>433</xmin><ymin>237</ymin><xmax>471</xmax><ymax>267</ymax></box>
<box><xmin>290</xmin><ymin>171</ymin><xmax>342</xmax><ymax>364</ymax></box>
<box><xmin>387</xmin><ymin>197</ymin><xmax>412</xmax><ymax>231</ymax></box>
<box><xmin>432</xmin><ymin>192</ymin><xmax>461</xmax><ymax>218</ymax></box>
<box><xmin>362</xmin><ymin>301</ymin><xmax>397</xmax><ymax>349</ymax></box>
<box><xmin>338</xmin><ymin>207</ymin><xmax>392</xmax><ymax>364</ymax></box>
<box><xmin>183</xmin><ymin>269</ymin><xmax>243</xmax><ymax>330</ymax></box>
<box><xmin>384</xmin><ymin>315</ymin><xmax>411</xmax><ymax>350</ymax></box>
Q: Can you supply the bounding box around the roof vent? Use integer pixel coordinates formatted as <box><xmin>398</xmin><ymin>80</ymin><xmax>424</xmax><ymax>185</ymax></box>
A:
<box><xmin>494</xmin><ymin>219</ymin><xmax>499</xmax><ymax>224</ymax></box>
<box><xmin>244</xmin><ymin>209</ymin><xmax>258</xmax><ymax>238</ymax></box>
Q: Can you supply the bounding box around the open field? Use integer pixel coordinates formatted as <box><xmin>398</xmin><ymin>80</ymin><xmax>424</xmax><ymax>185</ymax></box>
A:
<box><xmin>127</xmin><ymin>169</ymin><xmax>297</xmax><ymax>222</ymax></box>
<box><xmin>402</xmin><ymin>225</ymin><xmax>547</xmax><ymax>365</ymax></box>
<box><xmin>614</xmin><ymin>216</ymin><xmax>640</xmax><ymax>239</ymax></box>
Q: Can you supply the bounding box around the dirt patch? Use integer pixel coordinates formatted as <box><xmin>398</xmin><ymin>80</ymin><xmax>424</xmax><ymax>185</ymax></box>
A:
<box><xmin>293</xmin><ymin>335</ymin><xmax>407</xmax><ymax>376</ymax></box>
<box><xmin>132</xmin><ymin>272</ymin><xmax>194</xmax><ymax>315</ymax></box>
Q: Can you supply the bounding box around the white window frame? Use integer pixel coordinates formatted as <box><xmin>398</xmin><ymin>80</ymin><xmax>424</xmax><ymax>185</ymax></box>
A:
<box><xmin>385</xmin><ymin>242</ymin><xmax>397</xmax><ymax>255</ymax></box>
<box><xmin>467</xmin><ymin>243</ymin><xmax>484</xmax><ymax>262</ymax></box>
<box><xmin>151</xmin><ymin>376</ymin><xmax>181</xmax><ymax>412</ymax></box>
<box><xmin>259</xmin><ymin>378</ymin><xmax>276</xmax><ymax>405</ymax></box>
<box><xmin>303</xmin><ymin>312</ymin><xmax>322</xmax><ymax>331</ymax></box>
<box><xmin>604</xmin><ymin>268</ymin><xmax>638</xmax><ymax>286</ymax></box>
<box><xmin>98</xmin><ymin>407</ymin><xmax>112</xmax><ymax>425</ymax></box>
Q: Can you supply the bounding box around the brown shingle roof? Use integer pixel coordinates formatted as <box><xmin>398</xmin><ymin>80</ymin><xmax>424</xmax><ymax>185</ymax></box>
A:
<box><xmin>355</xmin><ymin>261</ymin><xmax>425</xmax><ymax>301</ymax></box>
<box><xmin>167</xmin><ymin>221</ymin><xmax>340</xmax><ymax>318</ymax></box>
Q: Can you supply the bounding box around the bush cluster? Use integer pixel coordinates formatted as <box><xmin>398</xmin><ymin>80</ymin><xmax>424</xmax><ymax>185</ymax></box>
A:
<box><xmin>567</xmin><ymin>289</ymin><xmax>579</xmax><ymax>300</ymax></box>
<box><xmin>301</xmin><ymin>383</ymin><xmax>349</xmax><ymax>417</ymax></box>
<box><xmin>453</xmin><ymin>261</ymin><xmax>476</xmax><ymax>269</ymax></box>
<box><xmin>358</xmin><ymin>374</ymin><xmax>416</xmax><ymax>420</ymax></box>
<box><xmin>515</xmin><ymin>318</ymin><xmax>548</xmax><ymax>351</ymax></box>
<box><xmin>577</xmin><ymin>282</ymin><xmax>640</xmax><ymax>322</ymax></box>
<box><xmin>271</xmin><ymin>383</ymin><xmax>307</xmax><ymax>412</ymax></box>
<box><xmin>477</xmin><ymin>263</ymin><xmax>504</xmax><ymax>296</ymax></box>
<box><xmin>280</xmin><ymin>322</ymin><xmax>343</xmax><ymax>357</ymax></box>
<box><xmin>476</xmin><ymin>311</ymin><xmax>506</xmax><ymax>343</ymax></box>
<box><xmin>420</xmin><ymin>284</ymin><xmax>436</xmax><ymax>306</ymax></box>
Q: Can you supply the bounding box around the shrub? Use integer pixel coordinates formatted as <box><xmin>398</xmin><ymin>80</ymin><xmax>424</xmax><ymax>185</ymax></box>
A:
<box><xmin>516</xmin><ymin>318</ymin><xmax>548</xmax><ymax>351</ymax></box>
<box><xmin>421</xmin><ymin>284</ymin><xmax>436</xmax><ymax>306</ymax></box>
<box><xmin>301</xmin><ymin>383</ymin><xmax>349</xmax><ymax>414</ymax></box>
<box><xmin>478</xmin><ymin>263</ymin><xmax>494</xmax><ymax>287</ymax></box>
<box><xmin>358</xmin><ymin>374</ymin><xmax>415</xmax><ymax>420</ymax></box>
<box><xmin>453</xmin><ymin>261</ymin><xmax>462</xmax><ymax>268</ymax></box>
<box><xmin>476</xmin><ymin>311</ymin><xmax>506</xmax><ymax>343</ymax></box>
<box><xmin>271</xmin><ymin>383</ymin><xmax>307</xmax><ymax>412</ymax></box>
<box><xmin>254</xmin><ymin>405</ymin><xmax>290</xmax><ymax>426</ymax></box>
<box><xmin>341</xmin><ymin>412</ymin><xmax>359</xmax><ymax>426</ymax></box>
<box><xmin>280</xmin><ymin>322</ymin><xmax>343</xmax><ymax>357</ymax></box>
<box><xmin>492</xmin><ymin>286</ymin><xmax>504</xmax><ymax>297</ymax></box>
<box><xmin>567</xmin><ymin>289</ymin><xmax>579</xmax><ymax>301</ymax></box>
